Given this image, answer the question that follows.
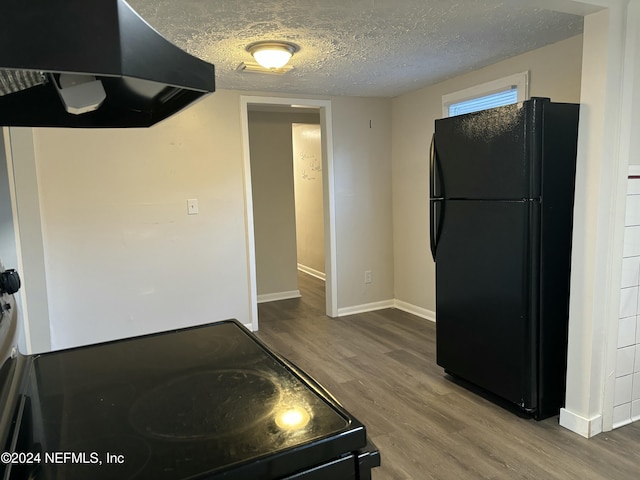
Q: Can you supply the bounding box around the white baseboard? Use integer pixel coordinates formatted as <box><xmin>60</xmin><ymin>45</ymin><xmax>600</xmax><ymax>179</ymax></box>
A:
<box><xmin>337</xmin><ymin>300</ymin><xmax>395</xmax><ymax>317</ymax></box>
<box><xmin>297</xmin><ymin>264</ymin><xmax>326</xmax><ymax>281</ymax></box>
<box><xmin>393</xmin><ymin>300</ymin><xmax>436</xmax><ymax>323</ymax></box>
<box><xmin>559</xmin><ymin>408</ymin><xmax>603</xmax><ymax>438</ymax></box>
<box><xmin>257</xmin><ymin>290</ymin><xmax>301</xmax><ymax>304</ymax></box>
<box><xmin>336</xmin><ymin>299</ymin><xmax>437</xmax><ymax>321</ymax></box>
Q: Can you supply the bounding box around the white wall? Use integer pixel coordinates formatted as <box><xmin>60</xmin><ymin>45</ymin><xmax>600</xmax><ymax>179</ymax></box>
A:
<box><xmin>5</xmin><ymin>128</ymin><xmax>51</xmax><ymax>353</ymax></box>
<box><xmin>561</xmin><ymin>0</ymin><xmax>640</xmax><ymax>437</ymax></box>
<box><xmin>33</xmin><ymin>90</ymin><xmax>251</xmax><ymax>349</ymax></box>
<box><xmin>560</xmin><ymin>9</ymin><xmax>611</xmax><ymax>438</ymax></box>
<box><xmin>16</xmin><ymin>90</ymin><xmax>394</xmax><ymax>349</ymax></box>
<box><xmin>332</xmin><ymin>97</ymin><xmax>394</xmax><ymax>313</ymax></box>
<box><xmin>293</xmin><ymin>123</ymin><xmax>325</xmax><ymax>277</ymax></box>
<box><xmin>391</xmin><ymin>34</ymin><xmax>584</xmax><ymax>317</ymax></box>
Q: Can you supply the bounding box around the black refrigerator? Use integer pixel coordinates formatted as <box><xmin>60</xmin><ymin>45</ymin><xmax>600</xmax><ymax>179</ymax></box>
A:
<box><xmin>430</xmin><ymin>97</ymin><xmax>579</xmax><ymax>420</ymax></box>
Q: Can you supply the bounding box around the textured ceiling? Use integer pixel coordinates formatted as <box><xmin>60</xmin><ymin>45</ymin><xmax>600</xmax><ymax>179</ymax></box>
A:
<box><xmin>128</xmin><ymin>0</ymin><xmax>591</xmax><ymax>98</ymax></box>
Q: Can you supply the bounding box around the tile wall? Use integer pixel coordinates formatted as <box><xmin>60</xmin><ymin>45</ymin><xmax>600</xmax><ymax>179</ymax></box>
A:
<box><xmin>615</xmin><ymin>171</ymin><xmax>640</xmax><ymax>428</ymax></box>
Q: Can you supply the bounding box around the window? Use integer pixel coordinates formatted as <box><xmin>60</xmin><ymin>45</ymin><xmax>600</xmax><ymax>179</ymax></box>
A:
<box><xmin>442</xmin><ymin>71</ymin><xmax>529</xmax><ymax>117</ymax></box>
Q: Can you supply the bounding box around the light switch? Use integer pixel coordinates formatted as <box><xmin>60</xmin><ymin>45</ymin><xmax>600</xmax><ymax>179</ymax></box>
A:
<box><xmin>187</xmin><ymin>198</ymin><xmax>199</xmax><ymax>215</ymax></box>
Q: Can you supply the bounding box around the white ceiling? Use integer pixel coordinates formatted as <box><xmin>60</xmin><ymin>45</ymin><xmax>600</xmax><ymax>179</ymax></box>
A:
<box><xmin>128</xmin><ymin>0</ymin><xmax>597</xmax><ymax>98</ymax></box>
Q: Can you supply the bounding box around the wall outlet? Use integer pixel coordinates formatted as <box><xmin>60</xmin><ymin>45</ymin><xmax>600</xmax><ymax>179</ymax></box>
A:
<box><xmin>187</xmin><ymin>198</ymin><xmax>199</xmax><ymax>215</ymax></box>
<box><xmin>364</xmin><ymin>270</ymin><xmax>372</xmax><ymax>284</ymax></box>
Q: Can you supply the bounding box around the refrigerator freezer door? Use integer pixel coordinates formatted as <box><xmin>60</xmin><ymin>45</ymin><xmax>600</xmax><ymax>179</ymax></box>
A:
<box><xmin>435</xmin><ymin>199</ymin><xmax>538</xmax><ymax>410</ymax></box>
<box><xmin>433</xmin><ymin>100</ymin><xmax>543</xmax><ymax>200</ymax></box>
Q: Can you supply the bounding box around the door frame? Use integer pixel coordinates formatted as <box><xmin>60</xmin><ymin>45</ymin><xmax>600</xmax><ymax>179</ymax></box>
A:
<box><xmin>240</xmin><ymin>96</ymin><xmax>338</xmax><ymax>330</ymax></box>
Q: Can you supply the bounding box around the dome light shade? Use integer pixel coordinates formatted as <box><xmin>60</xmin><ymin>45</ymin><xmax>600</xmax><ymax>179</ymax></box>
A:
<box><xmin>247</xmin><ymin>41</ymin><xmax>298</xmax><ymax>69</ymax></box>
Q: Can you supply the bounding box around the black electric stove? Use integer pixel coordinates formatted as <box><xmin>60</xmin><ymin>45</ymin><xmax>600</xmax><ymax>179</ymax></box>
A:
<box><xmin>0</xmin><ymin>285</ymin><xmax>379</xmax><ymax>479</ymax></box>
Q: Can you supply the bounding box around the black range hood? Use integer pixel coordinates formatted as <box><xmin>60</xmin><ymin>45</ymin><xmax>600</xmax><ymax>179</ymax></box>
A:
<box><xmin>0</xmin><ymin>0</ymin><xmax>215</xmax><ymax>128</ymax></box>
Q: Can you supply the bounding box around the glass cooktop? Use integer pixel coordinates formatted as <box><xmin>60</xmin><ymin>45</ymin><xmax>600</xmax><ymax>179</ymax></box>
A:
<box><xmin>26</xmin><ymin>320</ymin><xmax>365</xmax><ymax>479</ymax></box>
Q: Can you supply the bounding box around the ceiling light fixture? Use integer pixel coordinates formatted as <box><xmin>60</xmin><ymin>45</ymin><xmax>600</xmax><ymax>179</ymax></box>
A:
<box><xmin>246</xmin><ymin>41</ymin><xmax>299</xmax><ymax>70</ymax></box>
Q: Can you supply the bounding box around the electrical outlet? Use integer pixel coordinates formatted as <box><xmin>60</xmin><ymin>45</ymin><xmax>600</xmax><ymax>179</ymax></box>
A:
<box><xmin>364</xmin><ymin>270</ymin><xmax>372</xmax><ymax>284</ymax></box>
<box><xmin>187</xmin><ymin>198</ymin><xmax>199</xmax><ymax>215</ymax></box>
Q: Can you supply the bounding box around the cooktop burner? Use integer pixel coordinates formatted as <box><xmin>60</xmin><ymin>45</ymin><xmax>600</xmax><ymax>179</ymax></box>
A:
<box><xmin>130</xmin><ymin>369</ymin><xmax>282</xmax><ymax>441</ymax></box>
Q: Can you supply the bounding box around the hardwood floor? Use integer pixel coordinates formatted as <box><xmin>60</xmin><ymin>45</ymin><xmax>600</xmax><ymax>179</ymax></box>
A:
<box><xmin>256</xmin><ymin>272</ymin><xmax>640</xmax><ymax>480</ymax></box>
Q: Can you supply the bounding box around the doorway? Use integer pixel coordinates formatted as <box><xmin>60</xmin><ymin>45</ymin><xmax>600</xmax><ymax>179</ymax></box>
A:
<box><xmin>240</xmin><ymin>96</ymin><xmax>337</xmax><ymax>331</ymax></box>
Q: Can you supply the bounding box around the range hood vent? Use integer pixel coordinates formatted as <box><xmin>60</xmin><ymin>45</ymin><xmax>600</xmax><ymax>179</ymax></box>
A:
<box><xmin>0</xmin><ymin>0</ymin><xmax>215</xmax><ymax>128</ymax></box>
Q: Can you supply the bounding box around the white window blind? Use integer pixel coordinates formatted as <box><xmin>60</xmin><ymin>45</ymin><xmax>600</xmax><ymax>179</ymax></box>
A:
<box><xmin>448</xmin><ymin>87</ymin><xmax>518</xmax><ymax>117</ymax></box>
<box><xmin>441</xmin><ymin>72</ymin><xmax>529</xmax><ymax>118</ymax></box>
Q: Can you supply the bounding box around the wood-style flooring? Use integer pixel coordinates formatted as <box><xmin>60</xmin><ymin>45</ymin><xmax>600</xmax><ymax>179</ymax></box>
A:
<box><xmin>256</xmin><ymin>272</ymin><xmax>640</xmax><ymax>480</ymax></box>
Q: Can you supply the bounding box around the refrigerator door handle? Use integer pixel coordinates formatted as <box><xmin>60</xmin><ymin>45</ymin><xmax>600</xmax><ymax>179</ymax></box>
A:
<box><xmin>430</xmin><ymin>199</ymin><xmax>443</xmax><ymax>261</ymax></box>
<box><xmin>430</xmin><ymin>132</ymin><xmax>445</xmax><ymax>260</ymax></box>
<box><xmin>430</xmin><ymin>133</ymin><xmax>436</xmax><ymax>198</ymax></box>
<box><xmin>430</xmin><ymin>132</ymin><xmax>445</xmax><ymax>199</ymax></box>
<box><xmin>430</xmin><ymin>199</ymin><xmax>437</xmax><ymax>260</ymax></box>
